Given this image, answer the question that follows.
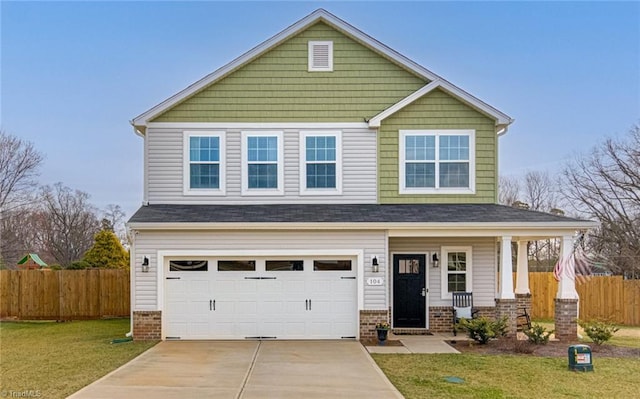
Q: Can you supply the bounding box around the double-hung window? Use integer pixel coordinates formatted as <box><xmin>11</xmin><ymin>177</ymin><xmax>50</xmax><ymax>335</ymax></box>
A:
<box><xmin>399</xmin><ymin>130</ymin><xmax>475</xmax><ymax>194</ymax></box>
<box><xmin>241</xmin><ymin>131</ymin><xmax>284</xmax><ymax>195</ymax></box>
<box><xmin>300</xmin><ymin>131</ymin><xmax>342</xmax><ymax>195</ymax></box>
<box><xmin>440</xmin><ymin>246</ymin><xmax>472</xmax><ymax>299</ymax></box>
<box><xmin>183</xmin><ymin>131</ymin><xmax>225</xmax><ymax>195</ymax></box>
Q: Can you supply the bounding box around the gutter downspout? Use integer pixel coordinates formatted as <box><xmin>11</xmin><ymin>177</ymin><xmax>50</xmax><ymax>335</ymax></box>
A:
<box><xmin>125</xmin><ymin>228</ymin><xmax>137</xmax><ymax>338</ymax></box>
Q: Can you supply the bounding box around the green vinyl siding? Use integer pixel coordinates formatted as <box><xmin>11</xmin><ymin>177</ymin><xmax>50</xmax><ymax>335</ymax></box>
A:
<box><xmin>152</xmin><ymin>22</ymin><xmax>426</xmax><ymax>122</ymax></box>
<box><xmin>379</xmin><ymin>89</ymin><xmax>498</xmax><ymax>204</ymax></box>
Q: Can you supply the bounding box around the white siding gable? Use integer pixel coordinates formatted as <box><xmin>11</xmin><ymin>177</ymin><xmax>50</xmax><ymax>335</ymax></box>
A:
<box><xmin>145</xmin><ymin>124</ymin><xmax>377</xmax><ymax>204</ymax></box>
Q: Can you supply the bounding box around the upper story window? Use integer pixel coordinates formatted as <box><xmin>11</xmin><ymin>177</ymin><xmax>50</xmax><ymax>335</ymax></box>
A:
<box><xmin>399</xmin><ymin>130</ymin><xmax>475</xmax><ymax>194</ymax></box>
<box><xmin>300</xmin><ymin>131</ymin><xmax>342</xmax><ymax>195</ymax></box>
<box><xmin>241</xmin><ymin>131</ymin><xmax>284</xmax><ymax>196</ymax></box>
<box><xmin>440</xmin><ymin>246</ymin><xmax>472</xmax><ymax>299</ymax></box>
<box><xmin>308</xmin><ymin>41</ymin><xmax>333</xmax><ymax>72</ymax></box>
<box><xmin>183</xmin><ymin>131</ymin><xmax>225</xmax><ymax>195</ymax></box>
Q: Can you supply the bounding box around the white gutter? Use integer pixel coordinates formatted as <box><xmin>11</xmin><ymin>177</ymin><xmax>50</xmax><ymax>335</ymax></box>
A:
<box><xmin>127</xmin><ymin>221</ymin><xmax>597</xmax><ymax>240</ymax></box>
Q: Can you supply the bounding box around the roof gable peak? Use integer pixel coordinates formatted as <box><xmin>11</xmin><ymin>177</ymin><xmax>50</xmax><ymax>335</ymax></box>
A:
<box><xmin>131</xmin><ymin>9</ymin><xmax>512</xmax><ymax>134</ymax></box>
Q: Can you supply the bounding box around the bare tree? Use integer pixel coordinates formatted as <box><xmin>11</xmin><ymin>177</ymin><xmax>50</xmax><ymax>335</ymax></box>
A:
<box><xmin>103</xmin><ymin>204</ymin><xmax>128</xmax><ymax>246</ymax></box>
<box><xmin>37</xmin><ymin>183</ymin><xmax>100</xmax><ymax>266</ymax></box>
<box><xmin>0</xmin><ymin>131</ymin><xmax>43</xmax><ymax>209</ymax></box>
<box><xmin>0</xmin><ymin>131</ymin><xmax>43</xmax><ymax>267</ymax></box>
<box><xmin>0</xmin><ymin>205</ymin><xmax>44</xmax><ymax>268</ymax></box>
<box><xmin>498</xmin><ymin>175</ymin><xmax>520</xmax><ymax>206</ymax></box>
<box><xmin>522</xmin><ymin>171</ymin><xmax>558</xmax><ymax>212</ymax></box>
<box><xmin>561</xmin><ymin>124</ymin><xmax>640</xmax><ymax>277</ymax></box>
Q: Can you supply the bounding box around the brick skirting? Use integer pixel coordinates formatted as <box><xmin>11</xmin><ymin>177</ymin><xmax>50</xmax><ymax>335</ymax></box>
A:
<box><xmin>555</xmin><ymin>299</ymin><xmax>578</xmax><ymax>341</ymax></box>
<box><xmin>359</xmin><ymin>309</ymin><xmax>389</xmax><ymax>340</ymax></box>
<box><xmin>428</xmin><ymin>306</ymin><xmax>495</xmax><ymax>333</ymax></box>
<box><xmin>515</xmin><ymin>293</ymin><xmax>532</xmax><ymax>317</ymax></box>
<box><xmin>495</xmin><ymin>299</ymin><xmax>518</xmax><ymax>337</ymax></box>
<box><xmin>133</xmin><ymin>311</ymin><xmax>162</xmax><ymax>340</ymax></box>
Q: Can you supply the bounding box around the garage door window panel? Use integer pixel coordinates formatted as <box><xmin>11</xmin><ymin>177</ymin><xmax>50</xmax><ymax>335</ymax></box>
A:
<box><xmin>218</xmin><ymin>260</ymin><xmax>256</xmax><ymax>271</ymax></box>
<box><xmin>266</xmin><ymin>260</ymin><xmax>304</xmax><ymax>271</ymax></box>
<box><xmin>313</xmin><ymin>260</ymin><xmax>352</xmax><ymax>271</ymax></box>
<box><xmin>169</xmin><ymin>260</ymin><xmax>208</xmax><ymax>272</ymax></box>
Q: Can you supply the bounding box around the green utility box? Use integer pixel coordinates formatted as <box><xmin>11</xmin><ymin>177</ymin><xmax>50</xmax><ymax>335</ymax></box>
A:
<box><xmin>568</xmin><ymin>344</ymin><xmax>593</xmax><ymax>371</ymax></box>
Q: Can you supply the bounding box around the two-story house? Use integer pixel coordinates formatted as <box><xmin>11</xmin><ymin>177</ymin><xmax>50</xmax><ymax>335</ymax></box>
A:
<box><xmin>128</xmin><ymin>9</ymin><xmax>594</xmax><ymax>341</ymax></box>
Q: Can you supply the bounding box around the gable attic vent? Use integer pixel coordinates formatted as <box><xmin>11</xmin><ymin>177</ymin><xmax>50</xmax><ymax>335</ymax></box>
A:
<box><xmin>308</xmin><ymin>41</ymin><xmax>333</xmax><ymax>72</ymax></box>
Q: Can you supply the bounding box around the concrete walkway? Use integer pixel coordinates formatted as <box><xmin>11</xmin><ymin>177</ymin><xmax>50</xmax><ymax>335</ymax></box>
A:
<box><xmin>68</xmin><ymin>340</ymin><xmax>403</xmax><ymax>399</ymax></box>
<box><xmin>366</xmin><ymin>333</ymin><xmax>466</xmax><ymax>354</ymax></box>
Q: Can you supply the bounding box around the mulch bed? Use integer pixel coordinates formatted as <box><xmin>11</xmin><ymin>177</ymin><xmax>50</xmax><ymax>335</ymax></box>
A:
<box><xmin>360</xmin><ymin>339</ymin><xmax>404</xmax><ymax>346</ymax></box>
<box><xmin>448</xmin><ymin>339</ymin><xmax>640</xmax><ymax>358</ymax></box>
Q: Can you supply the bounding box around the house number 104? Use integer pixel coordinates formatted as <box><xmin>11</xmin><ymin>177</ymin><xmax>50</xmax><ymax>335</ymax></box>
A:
<box><xmin>366</xmin><ymin>277</ymin><xmax>384</xmax><ymax>286</ymax></box>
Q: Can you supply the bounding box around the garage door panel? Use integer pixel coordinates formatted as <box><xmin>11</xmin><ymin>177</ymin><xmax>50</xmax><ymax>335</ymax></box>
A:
<box><xmin>213</xmin><ymin>279</ymin><xmax>237</xmax><ymax>293</ymax></box>
<box><xmin>210</xmin><ymin>321</ymin><xmax>234</xmax><ymax>337</ymax></box>
<box><xmin>189</xmin><ymin>279</ymin><xmax>209</xmax><ymax>294</ymax></box>
<box><xmin>260</xmin><ymin>300</ymin><xmax>285</xmax><ymax>315</ymax></box>
<box><xmin>236</xmin><ymin>322</ymin><xmax>259</xmax><ymax>337</ymax></box>
<box><xmin>284</xmin><ymin>279</ymin><xmax>306</xmax><ymax>292</ymax></box>
<box><xmin>165</xmin><ymin>256</ymin><xmax>357</xmax><ymax>340</ymax></box>
<box><xmin>166</xmin><ymin>322</ymin><xmax>187</xmax><ymax>337</ymax></box>
<box><xmin>189</xmin><ymin>322</ymin><xmax>209</xmax><ymax>338</ymax></box>
<box><xmin>189</xmin><ymin>299</ymin><xmax>210</xmax><ymax>317</ymax></box>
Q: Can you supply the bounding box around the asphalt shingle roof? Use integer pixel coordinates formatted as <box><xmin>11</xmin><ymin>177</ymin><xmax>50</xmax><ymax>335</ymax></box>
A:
<box><xmin>129</xmin><ymin>203</ymin><xmax>588</xmax><ymax>224</ymax></box>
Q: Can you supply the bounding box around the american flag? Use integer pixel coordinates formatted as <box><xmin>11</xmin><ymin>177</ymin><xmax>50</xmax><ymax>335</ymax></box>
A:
<box><xmin>553</xmin><ymin>234</ymin><xmax>593</xmax><ymax>285</ymax></box>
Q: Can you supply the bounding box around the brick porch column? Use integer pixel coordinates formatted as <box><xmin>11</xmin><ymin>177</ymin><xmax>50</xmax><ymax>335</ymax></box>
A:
<box><xmin>515</xmin><ymin>293</ymin><xmax>532</xmax><ymax>318</ymax></box>
<box><xmin>554</xmin><ymin>235</ymin><xmax>579</xmax><ymax>341</ymax></box>
<box><xmin>495</xmin><ymin>299</ymin><xmax>518</xmax><ymax>338</ymax></box>
<box><xmin>496</xmin><ymin>236</ymin><xmax>517</xmax><ymax>337</ymax></box>
<box><xmin>555</xmin><ymin>299</ymin><xmax>578</xmax><ymax>341</ymax></box>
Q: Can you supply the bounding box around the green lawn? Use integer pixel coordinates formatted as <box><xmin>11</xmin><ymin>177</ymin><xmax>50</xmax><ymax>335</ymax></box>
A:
<box><xmin>0</xmin><ymin>319</ymin><xmax>157</xmax><ymax>399</ymax></box>
<box><xmin>373</xmin><ymin>353</ymin><xmax>640</xmax><ymax>399</ymax></box>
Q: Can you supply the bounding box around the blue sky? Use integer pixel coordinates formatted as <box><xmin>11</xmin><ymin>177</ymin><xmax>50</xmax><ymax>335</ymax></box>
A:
<box><xmin>2</xmin><ymin>1</ymin><xmax>639</xmax><ymax>218</ymax></box>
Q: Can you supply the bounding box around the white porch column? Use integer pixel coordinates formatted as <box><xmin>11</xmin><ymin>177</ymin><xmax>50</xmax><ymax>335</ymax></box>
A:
<box><xmin>498</xmin><ymin>236</ymin><xmax>515</xmax><ymax>299</ymax></box>
<box><xmin>515</xmin><ymin>240</ymin><xmax>530</xmax><ymax>294</ymax></box>
<box><xmin>556</xmin><ymin>235</ymin><xmax>579</xmax><ymax>299</ymax></box>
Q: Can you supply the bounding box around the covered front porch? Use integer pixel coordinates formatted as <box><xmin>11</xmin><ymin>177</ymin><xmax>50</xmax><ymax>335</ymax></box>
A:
<box><xmin>387</xmin><ymin>227</ymin><xmax>592</xmax><ymax>341</ymax></box>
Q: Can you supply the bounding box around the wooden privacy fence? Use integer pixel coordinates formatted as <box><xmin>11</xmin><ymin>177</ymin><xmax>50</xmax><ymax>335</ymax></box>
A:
<box><xmin>0</xmin><ymin>269</ymin><xmax>130</xmax><ymax>320</ymax></box>
<box><xmin>524</xmin><ymin>272</ymin><xmax>640</xmax><ymax>326</ymax></box>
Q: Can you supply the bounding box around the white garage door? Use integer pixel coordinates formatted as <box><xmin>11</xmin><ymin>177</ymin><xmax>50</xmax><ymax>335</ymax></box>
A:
<box><xmin>164</xmin><ymin>256</ymin><xmax>357</xmax><ymax>340</ymax></box>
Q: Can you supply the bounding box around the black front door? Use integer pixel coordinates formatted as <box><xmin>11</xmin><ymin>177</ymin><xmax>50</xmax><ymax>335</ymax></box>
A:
<box><xmin>393</xmin><ymin>254</ymin><xmax>426</xmax><ymax>328</ymax></box>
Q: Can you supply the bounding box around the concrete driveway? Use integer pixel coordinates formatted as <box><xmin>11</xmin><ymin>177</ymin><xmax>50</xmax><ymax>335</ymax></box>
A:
<box><xmin>68</xmin><ymin>340</ymin><xmax>403</xmax><ymax>399</ymax></box>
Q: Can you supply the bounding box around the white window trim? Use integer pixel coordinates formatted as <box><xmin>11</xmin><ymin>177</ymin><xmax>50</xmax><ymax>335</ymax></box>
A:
<box><xmin>183</xmin><ymin>131</ymin><xmax>226</xmax><ymax>196</ymax></box>
<box><xmin>308</xmin><ymin>41</ymin><xmax>333</xmax><ymax>72</ymax></box>
<box><xmin>299</xmin><ymin>131</ymin><xmax>343</xmax><ymax>196</ymax></box>
<box><xmin>241</xmin><ymin>131</ymin><xmax>284</xmax><ymax>196</ymax></box>
<box><xmin>399</xmin><ymin>129</ymin><xmax>476</xmax><ymax>195</ymax></box>
<box><xmin>440</xmin><ymin>246</ymin><xmax>473</xmax><ymax>300</ymax></box>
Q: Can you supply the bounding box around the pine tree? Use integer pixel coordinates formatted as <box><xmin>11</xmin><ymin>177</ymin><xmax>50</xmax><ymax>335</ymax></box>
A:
<box><xmin>83</xmin><ymin>229</ymin><xmax>129</xmax><ymax>269</ymax></box>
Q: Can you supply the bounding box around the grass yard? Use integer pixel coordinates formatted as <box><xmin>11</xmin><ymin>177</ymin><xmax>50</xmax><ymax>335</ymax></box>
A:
<box><xmin>373</xmin><ymin>353</ymin><xmax>640</xmax><ymax>399</ymax></box>
<box><xmin>0</xmin><ymin>319</ymin><xmax>157</xmax><ymax>399</ymax></box>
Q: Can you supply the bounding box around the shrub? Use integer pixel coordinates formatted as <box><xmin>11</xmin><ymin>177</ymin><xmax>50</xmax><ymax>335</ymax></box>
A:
<box><xmin>578</xmin><ymin>320</ymin><xmax>619</xmax><ymax>345</ymax></box>
<box><xmin>67</xmin><ymin>260</ymin><xmax>90</xmax><ymax>270</ymax></box>
<box><xmin>458</xmin><ymin>316</ymin><xmax>508</xmax><ymax>344</ymax></box>
<box><xmin>524</xmin><ymin>323</ymin><xmax>554</xmax><ymax>345</ymax></box>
